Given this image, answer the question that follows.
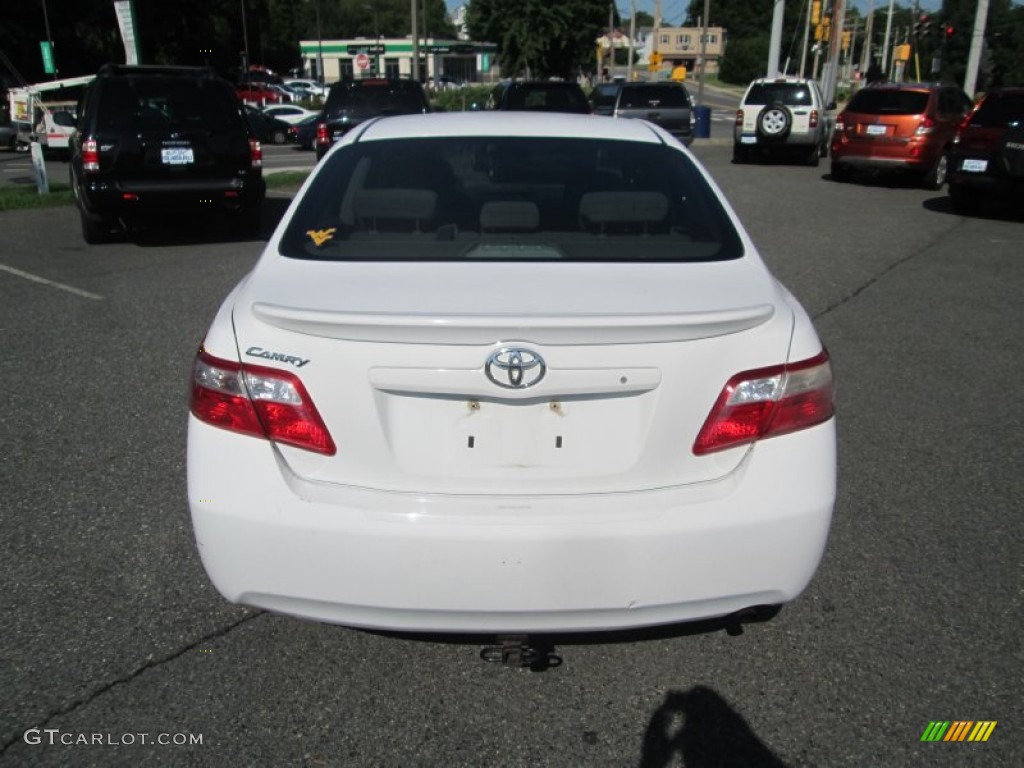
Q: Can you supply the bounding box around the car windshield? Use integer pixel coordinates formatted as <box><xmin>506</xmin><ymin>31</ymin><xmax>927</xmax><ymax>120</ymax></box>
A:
<box><xmin>744</xmin><ymin>83</ymin><xmax>813</xmax><ymax>106</ymax></box>
<box><xmin>279</xmin><ymin>136</ymin><xmax>743</xmax><ymax>263</ymax></box>
<box><xmin>503</xmin><ymin>85</ymin><xmax>589</xmax><ymax>112</ymax></box>
<box><xmin>846</xmin><ymin>89</ymin><xmax>930</xmax><ymax>115</ymax></box>
<box><xmin>619</xmin><ymin>85</ymin><xmax>691</xmax><ymax>109</ymax></box>
<box><xmin>971</xmin><ymin>92</ymin><xmax>1024</xmax><ymax>127</ymax></box>
<box><xmin>590</xmin><ymin>85</ymin><xmax>620</xmax><ymax>110</ymax></box>
<box><xmin>95</xmin><ymin>78</ymin><xmax>243</xmax><ymax>132</ymax></box>
<box><xmin>324</xmin><ymin>82</ymin><xmax>426</xmax><ymax>117</ymax></box>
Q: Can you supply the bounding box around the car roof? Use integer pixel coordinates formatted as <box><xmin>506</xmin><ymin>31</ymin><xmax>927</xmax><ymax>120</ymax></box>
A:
<box><xmin>351</xmin><ymin>111</ymin><xmax>669</xmax><ymax>143</ymax></box>
<box><xmin>748</xmin><ymin>76</ymin><xmax>815</xmax><ymax>85</ymax></box>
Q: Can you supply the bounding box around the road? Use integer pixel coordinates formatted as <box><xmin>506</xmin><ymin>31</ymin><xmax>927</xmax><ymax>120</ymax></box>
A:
<box><xmin>0</xmin><ymin>145</ymin><xmax>1020</xmax><ymax>767</ymax></box>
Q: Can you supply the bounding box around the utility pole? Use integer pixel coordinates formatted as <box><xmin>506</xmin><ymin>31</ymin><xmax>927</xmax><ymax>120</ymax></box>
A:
<box><xmin>768</xmin><ymin>0</ymin><xmax>785</xmax><ymax>77</ymax></box>
<box><xmin>608</xmin><ymin>3</ymin><xmax>615</xmax><ymax>76</ymax></box>
<box><xmin>881</xmin><ymin>0</ymin><xmax>895</xmax><ymax>75</ymax></box>
<box><xmin>800</xmin><ymin>0</ymin><xmax>813</xmax><ymax>78</ymax></box>
<box><xmin>821</xmin><ymin>0</ymin><xmax>846</xmax><ymax>105</ymax></box>
<box><xmin>859</xmin><ymin>1</ymin><xmax>875</xmax><ymax>77</ymax></box>
<box><xmin>963</xmin><ymin>0</ymin><xmax>989</xmax><ymax>96</ymax></box>
<box><xmin>697</xmin><ymin>0</ymin><xmax>710</xmax><ymax>104</ymax></box>
<box><xmin>411</xmin><ymin>0</ymin><xmax>419</xmax><ymax>80</ymax></box>
<box><xmin>627</xmin><ymin>0</ymin><xmax>636</xmax><ymax>82</ymax></box>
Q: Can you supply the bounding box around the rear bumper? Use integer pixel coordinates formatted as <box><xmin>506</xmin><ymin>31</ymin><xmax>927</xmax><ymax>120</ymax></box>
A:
<box><xmin>830</xmin><ymin>139</ymin><xmax>940</xmax><ymax>172</ymax></box>
<box><xmin>188</xmin><ymin>416</ymin><xmax>836</xmax><ymax>634</ymax></box>
<box><xmin>77</xmin><ymin>174</ymin><xmax>265</xmax><ymax>219</ymax></box>
<box><xmin>735</xmin><ymin>130</ymin><xmax>820</xmax><ymax>148</ymax></box>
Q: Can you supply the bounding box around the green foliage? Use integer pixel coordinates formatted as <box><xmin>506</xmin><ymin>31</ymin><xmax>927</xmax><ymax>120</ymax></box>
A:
<box><xmin>430</xmin><ymin>86</ymin><xmax>494</xmax><ymax>112</ymax></box>
<box><xmin>719</xmin><ymin>36</ymin><xmax>769</xmax><ymax>86</ymax></box>
<box><xmin>466</xmin><ymin>0</ymin><xmax>608</xmax><ymax>78</ymax></box>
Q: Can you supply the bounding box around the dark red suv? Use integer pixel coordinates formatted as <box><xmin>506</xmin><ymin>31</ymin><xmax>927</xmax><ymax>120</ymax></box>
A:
<box><xmin>830</xmin><ymin>82</ymin><xmax>973</xmax><ymax>188</ymax></box>
<box><xmin>947</xmin><ymin>87</ymin><xmax>1024</xmax><ymax>214</ymax></box>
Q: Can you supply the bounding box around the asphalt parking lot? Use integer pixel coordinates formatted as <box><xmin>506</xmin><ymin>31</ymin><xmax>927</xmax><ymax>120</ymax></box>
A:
<box><xmin>0</xmin><ymin>145</ymin><xmax>1020</xmax><ymax>767</ymax></box>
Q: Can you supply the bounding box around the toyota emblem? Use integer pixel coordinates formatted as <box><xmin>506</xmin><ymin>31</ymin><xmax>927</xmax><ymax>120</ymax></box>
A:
<box><xmin>485</xmin><ymin>347</ymin><xmax>546</xmax><ymax>389</ymax></box>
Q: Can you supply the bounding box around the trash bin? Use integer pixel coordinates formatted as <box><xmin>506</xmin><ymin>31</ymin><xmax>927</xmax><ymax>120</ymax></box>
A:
<box><xmin>692</xmin><ymin>105</ymin><xmax>712</xmax><ymax>139</ymax></box>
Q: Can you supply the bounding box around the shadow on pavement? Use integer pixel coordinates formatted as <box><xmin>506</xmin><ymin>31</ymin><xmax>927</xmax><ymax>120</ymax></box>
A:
<box><xmin>639</xmin><ymin>686</ymin><xmax>789</xmax><ymax>768</ymax></box>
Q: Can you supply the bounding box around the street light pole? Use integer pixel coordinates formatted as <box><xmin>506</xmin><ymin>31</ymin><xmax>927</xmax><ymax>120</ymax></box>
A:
<box><xmin>41</xmin><ymin>0</ymin><xmax>57</xmax><ymax>79</ymax></box>
<box><xmin>315</xmin><ymin>0</ymin><xmax>324</xmax><ymax>83</ymax></box>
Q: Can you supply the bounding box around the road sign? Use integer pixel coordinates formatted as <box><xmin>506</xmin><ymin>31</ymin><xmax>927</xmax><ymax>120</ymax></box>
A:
<box><xmin>355</xmin><ymin>53</ymin><xmax>370</xmax><ymax>71</ymax></box>
<box><xmin>40</xmin><ymin>42</ymin><xmax>55</xmax><ymax>75</ymax></box>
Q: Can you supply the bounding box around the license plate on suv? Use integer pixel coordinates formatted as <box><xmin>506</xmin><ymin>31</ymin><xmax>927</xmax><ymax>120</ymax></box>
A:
<box><xmin>161</xmin><ymin>147</ymin><xmax>194</xmax><ymax>165</ymax></box>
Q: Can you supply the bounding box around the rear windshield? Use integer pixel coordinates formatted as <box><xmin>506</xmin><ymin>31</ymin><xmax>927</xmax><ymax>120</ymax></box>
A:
<box><xmin>324</xmin><ymin>81</ymin><xmax>427</xmax><ymax>118</ymax></box>
<box><xmin>590</xmin><ymin>85</ymin><xmax>621</xmax><ymax>110</ymax></box>
<box><xmin>94</xmin><ymin>78</ymin><xmax>243</xmax><ymax>132</ymax></box>
<box><xmin>502</xmin><ymin>85</ymin><xmax>590</xmax><ymax>113</ymax></box>
<box><xmin>971</xmin><ymin>92</ymin><xmax>1024</xmax><ymax>127</ymax></box>
<box><xmin>619</xmin><ymin>85</ymin><xmax>691</xmax><ymax>109</ymax></box>
<box><xmin>280</xmin><ymin>136</ymin><xmax>743</xmax><ymax>263</ymax></box>
<box><xmin>846</xmin><ymin>88</ymin><xmax>930</xmax><ymax>115</ymax></box>
<box><xmin>744</xmin><ymin>83</ymin><xmax>814</xmax><ymax>107</ymax></box>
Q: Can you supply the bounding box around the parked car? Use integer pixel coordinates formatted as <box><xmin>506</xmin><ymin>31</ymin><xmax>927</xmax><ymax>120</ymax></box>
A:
<box><xmin>589</xmin><ymin>82</ymin><xmax>623</xmax><ymax>116</ymax></box>
<box><xmin>236</xmin><ymin>82</ymin><xmax>283</xmax><ymax>106</ymax></box>
<box><xmin>946</xmin><ymin>86</ymin><xmax>1024</xmax><ymax>213</ymax></box>
<box><xmin>70</xmin><ymin>64</ymin><xmax>265</xmax><ymax>243</ymax></box>
<box><xmin>261</xmin><ymin>104</ymin><xmax>319</xmax><ymax>125</ymax></box>
<box><xmin>315</xmin><ymin>77</ymin><xmax>430</xmax><ymax>160</ymax></box>
<box><xmin>283</xmin><ymin>79</ymin><xmax>327</xmax><ymax>99</ymax></box>
<box><xmin>488</xmin><ymin>80</ymin><xmax>591</xmax><ymax>114</ymax></box>
<box><xmin>288</xmin><ymin>113</ymin><xmax>320</xmax><ymax>150</ymax></box>
<box><xmin>734</xmin><ymin>76</ymin><xmax>835</xmax><ymax>165</ymax></box>
<box><xmin>188</xmin><ymin>111</ymin><xmax>836</xmax><ymax>636</ymax></box>
<box><xmin>830</xmin><ymin>81</ymin><xmax>973</xmax><ymax>188</ymax></box>
<box><xmin>242</xmin><ymin>104</ymin><xmax>291</xmax><ymax>145</ymax></box>
<box><xmin>611</xmin><ymin>81</ymin><xmax>694</xmax><ymax>145</ymax></box>
<box><xmin>0</xmin><ymin>122</ymin><xmax>18</xmax><ymax>151</ymax></box>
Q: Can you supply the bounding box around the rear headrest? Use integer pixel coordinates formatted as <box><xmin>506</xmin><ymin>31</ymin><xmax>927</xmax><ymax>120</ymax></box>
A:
<box><xmin>352</xmin><ymin>188</ymin><xmax>438</xmax><ymax>222</ymax></box>
<box><xmin>480</xmin><ymin>201</ymin><xmax>541</xmax><ymax>232</ymax></box>
<box><xmin>579</xmin><ymin>191</ymin><xmax>669</xmax><ymax>226</ymax></box>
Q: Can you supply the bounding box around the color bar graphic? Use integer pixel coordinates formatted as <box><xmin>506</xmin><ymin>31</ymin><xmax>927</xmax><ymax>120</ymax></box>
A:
<box><xmin>921</xmin><ymin>721</ymin><xmax>996</xmax><ymax>742</ymax></box>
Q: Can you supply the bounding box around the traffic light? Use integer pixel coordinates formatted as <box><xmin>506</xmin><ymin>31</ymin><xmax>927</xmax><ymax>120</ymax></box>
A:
<box><xmin>945</xmin><ymin>24</ymin><xmax>955</xmax><ymax>40</ymax></box>
<box><xmin>914</xmin><ymin>14</ymin><xmax>931</xmax><ymax>37</ymax></box>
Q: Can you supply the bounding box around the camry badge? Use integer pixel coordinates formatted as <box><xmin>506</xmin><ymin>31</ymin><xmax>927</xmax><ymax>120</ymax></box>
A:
<box><xmin>485</xmin><ymin>348</ymin><xmax>546</xmax><ymax>389</ymax></box>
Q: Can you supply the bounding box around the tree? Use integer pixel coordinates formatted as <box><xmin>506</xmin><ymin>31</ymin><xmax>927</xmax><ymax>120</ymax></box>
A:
<box><xmin>466</xmin><ymin>0</ymin><xmax>609</xmax><ymax>78</ymax></box>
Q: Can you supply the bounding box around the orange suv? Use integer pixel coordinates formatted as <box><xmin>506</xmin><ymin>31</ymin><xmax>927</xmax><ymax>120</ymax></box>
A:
<box><xmin>830</xmin><ymin>82</ymin><xmax>973</xmax><ymax>189</ymax></box>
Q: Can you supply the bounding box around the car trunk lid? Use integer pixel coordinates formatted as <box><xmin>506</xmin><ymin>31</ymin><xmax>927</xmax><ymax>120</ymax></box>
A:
<box><xmin>227</xmin><ymin>259</ymin><xmax>794</xmax><ymax>495</ymax></box>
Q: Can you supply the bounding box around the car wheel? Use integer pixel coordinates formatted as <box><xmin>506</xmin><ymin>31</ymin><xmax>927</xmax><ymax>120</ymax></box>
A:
<box><xmin>921</xmin><ymin>151</ymin><xmax>948</xmax><ymax>190</ymax></box>
<box><xmin>949</xmin><ymin>182</ymin><xmax>979</xmax><ymax>215</ymax></box>
<box><xmin>234</xmin><ymin>203</ymin><xmax>262</xmax><ymax>234</ymax></box>
<box><xmin>271</xmin><ymin>129</ymin><xmax>287</xmax><ymax>145</ymax></box>
<box><xmin>80</xmin><ymin>211</ymin><xmax>114</xmax><ymax>244</ymax></box>
<box><xmin>757</xmin><ymin>104</ymin><xmax>792</xmax><ymax>141</ymax></box>
<box><xmin>830</xmin><ymin>162</ymin><xmax>852</xmax><ymax>183</ymax></box>
<box><xmin>805</xmin><ymin>145</ymin><xmax>821</xmax><ymax>167</ymax></box>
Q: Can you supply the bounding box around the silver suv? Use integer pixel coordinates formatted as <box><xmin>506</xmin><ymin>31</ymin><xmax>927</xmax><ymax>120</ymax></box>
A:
<box><xmin>734</xmin><ymin>77</ymin><xmax>835</xmax><ymax>165</ymax></box>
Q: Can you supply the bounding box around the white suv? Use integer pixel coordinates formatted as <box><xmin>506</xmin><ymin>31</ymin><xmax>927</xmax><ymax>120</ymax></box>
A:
<box><xmin>734</xmin><ymin>77</ymin><xmax>835</xmax><ymax>166</ymax></box>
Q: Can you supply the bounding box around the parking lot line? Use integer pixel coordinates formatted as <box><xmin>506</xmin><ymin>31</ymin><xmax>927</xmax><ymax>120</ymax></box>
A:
<box><xmin>0</xmin><ymin>263</ymin><xmax>104</xmax><ymax>300</ymax></box>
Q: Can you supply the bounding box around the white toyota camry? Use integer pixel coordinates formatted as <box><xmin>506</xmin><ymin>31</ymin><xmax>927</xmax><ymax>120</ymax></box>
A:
<box><xmin>188</xmin><ymin>111</ymin><xmax>836</xmax><ymax>634</ymax></box>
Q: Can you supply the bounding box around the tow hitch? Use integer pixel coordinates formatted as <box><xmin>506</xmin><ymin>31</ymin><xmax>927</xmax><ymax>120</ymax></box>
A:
<box><xmin>480</xmin><ymin>635</ymin><xmax>562</xmax><ymax>670</ymax></box>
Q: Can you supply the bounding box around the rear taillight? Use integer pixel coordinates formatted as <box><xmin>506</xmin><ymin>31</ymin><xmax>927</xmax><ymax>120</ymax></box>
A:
<box><xmin>952</xmin><ymin>112</ymin><xmax>974</xmax><ymax>144</ymax></box>
<box><xmin>834</xmin><ymin>115</ymin><xmax>846</xmax><ymax>133</ymax></box>
<box><xmin>693</xmin><ymin>350</ymin><xmax>834</xmax><ymax>455</ymax></box>
<box><xmin>190</xmin><ymin>348</ymin><xmax>336</xmax><ymax>456</ymax></box>
<box><xmin>82</xmin><ymin>138</ymin><xmax>100</xmax><ymax>173</ymax></box>
<box><xmin>809</xmin><ymin>109</ymin><xmax>819</xmax><ymax>128</ymax></box>
<box><xmin>914</xmin><ymin>115</ymin><xmax>937</xmax><ymax>136</ymax></box>
<box><xmin>249</xmin><ymin>138</ymin><xmax>263</xmax><ymax>169</ymax></box>
<box><xmin>315</xmin><ymin>121</ymin><xmax>329</xmax><ymax>147</ymax></box>
<box><xmin>735</xmin><ymin>109</ymin><xmax>744</xmax><ymax>126</ymax></box>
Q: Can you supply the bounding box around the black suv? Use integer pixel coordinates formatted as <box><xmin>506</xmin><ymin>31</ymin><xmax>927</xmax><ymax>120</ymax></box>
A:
<box><xmin>70</xmin><ymin>64</ymin><xmax>265</xmax><ymax>243</ymax></box>
<box><xmin>315</xmin><ymin>78</ymin><xmax>431</xmax><ymax>160</ymax></box>
<box><xmin>488</xmin><ymin>81</ymin><xmax>591</xmax><ymax>114</ymax></box>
